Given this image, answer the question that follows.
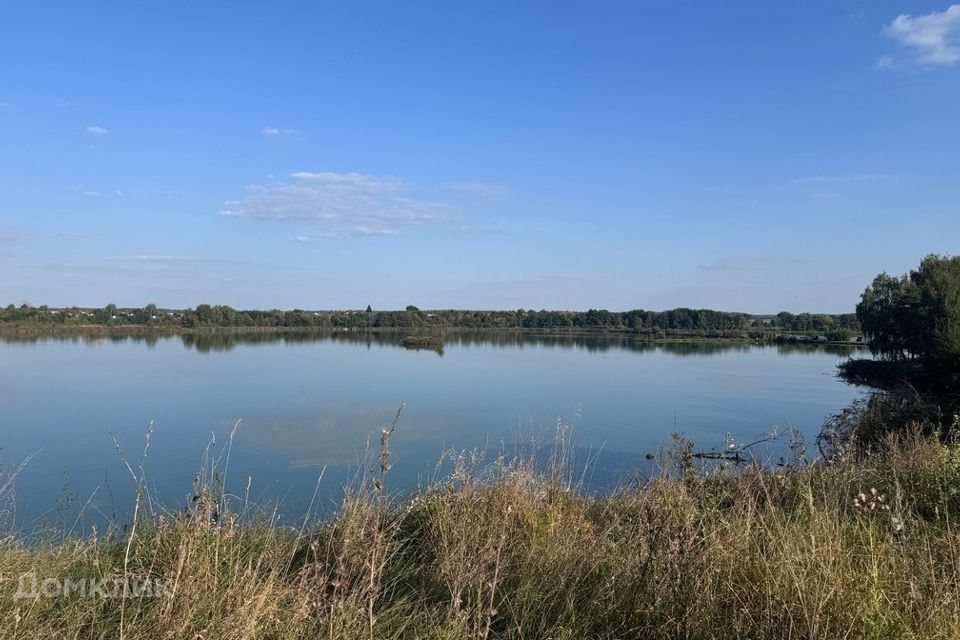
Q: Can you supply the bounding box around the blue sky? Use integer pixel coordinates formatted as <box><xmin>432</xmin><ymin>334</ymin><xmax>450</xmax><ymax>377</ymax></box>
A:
<box><xmin>1</xmin><ymin>1</ymin><xmax>958</xmax><ymax>312</ymax></box>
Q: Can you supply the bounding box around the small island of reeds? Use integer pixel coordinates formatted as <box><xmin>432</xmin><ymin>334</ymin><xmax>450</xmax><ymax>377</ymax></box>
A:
<box><xmin>400</xmin><ymin>335</ymin><xmax>445</xmax><ymax>352</ymax></box>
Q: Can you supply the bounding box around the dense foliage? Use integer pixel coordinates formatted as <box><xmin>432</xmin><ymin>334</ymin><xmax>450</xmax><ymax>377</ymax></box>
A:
<box><xmin>0</xmin><ymin>302</ymin><xmax>859</xmax><ymax>338</ymax></box>
<box><xmin>832</xmin><ymin>254</ymin><xmax>960</xmax><ymax>449</ymax></box>
<box><xmin>856</xmin><ymin>254</ymin><xmax>960</xmax><ymax>376</ymax></box>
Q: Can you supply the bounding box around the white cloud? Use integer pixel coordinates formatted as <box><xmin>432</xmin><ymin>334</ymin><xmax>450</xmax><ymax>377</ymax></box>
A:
<box><xmin>443</xmin><ymin>181</ymin><xmax>508</xmax><ymax>200</ymax></box>
<box><xmin>875</xmin><ymin>54</ymin><xmax>897</xmax><ymax>69</ymax></box>
<box><xmin>699</xmin><ymin>257</ymin><xmax>773</xmax><ymax>272</ymax></box>
<box><xmin>352</xmin><ymin>225</ymin><xmax>401</xmax><ymax>237</ymax></box>
<box><xmin>261</xmin><ymin>126</ymin><xmax>301</xmax><ymax>136</ymax></box>
<box><xmin>58</xmin><ymin>231</ymin><xmax>98</xmax><ymax>239</ymax></box>
<box><xmin>0</xmin><ymin>231</ymin><xmax>20</xmax><ymax>259</ymax></box>
<box><xmin>72</xmin><ymin>186</ymin><xmax>122</xmax><ymax>197</ymax></box>
<box><xmin>85</xmin><ymin>125</ymin><xmax>109</xmax><ymax>135</ymax></box>
<box><xmin>103</xmin><ymin>255</ymin><xmax>208</xmax><ymax>263</ymax></box>
<box><xmin>290</xmin><ymin>171</ymin><xmax>404</xmax><ymax>191</ymax></box>
<box><xmin>0</xmin><ymin>101</ymin><xmax>12</xmax><ymax>111</ymax></box>
<box><xmin>884</xmin><ymin>5</ymin><xmax>960</xmax><ymax>66</ymax></box>
<box><xmin>791</xmin><ymin>173</ymin><xmax>889</xmax><ymax>186</ymax></box>
<box><xmin>222</xmin><ymin>171</ymin><xmax>456</xmax><ymax>237</ymax></box>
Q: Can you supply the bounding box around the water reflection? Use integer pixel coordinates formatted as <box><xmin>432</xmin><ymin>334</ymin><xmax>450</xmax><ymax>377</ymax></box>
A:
<box><xmin>0</xmin><ymin>329</ymin><xmax>865</xmax><ymax>358</ymax></box>
<box><xmin>0</xmin><ymin>329</ymin><xmax>865</xmax><ymax>527</ymax></box>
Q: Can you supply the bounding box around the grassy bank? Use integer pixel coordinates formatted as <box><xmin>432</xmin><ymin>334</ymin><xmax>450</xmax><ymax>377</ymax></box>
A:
<box><xmin>3</xmin><ymin>429</ymin><xmax>960</xmax><ymax>639</ymax></box>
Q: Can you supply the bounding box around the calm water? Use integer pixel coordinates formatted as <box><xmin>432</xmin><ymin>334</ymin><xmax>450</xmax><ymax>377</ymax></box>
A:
<box><xmin>1</xmin><ymin>332</ymin><xmax>863</xmax><ymax>528</ymax></box>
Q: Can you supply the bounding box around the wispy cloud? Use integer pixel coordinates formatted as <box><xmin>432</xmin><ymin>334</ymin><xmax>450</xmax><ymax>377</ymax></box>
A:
<box><xmin>0</xmin><ymin>231</ymin><xmax>21</xmax><ymax>259</ymax></box>
<box><xmin>261</xmin><ymin>126</ymin><xmax>301</xmax><ymax>136</ymax></box>
<box><xmin>0</xmin><ymin>101</ymin><xmax>13</xmax><ymax>111</ymax></box>
<box><xmin>292</xmin><ymin>226</ymin><xmax>400</xmax><ymax>244</ymax></box>
<box><xmin>884</xmin><ymin>5</ymin><xmax>960</xmax><ymax>67</ymax></box>
<box><xmin>102</xmin><ymin>255</ymin><xmax>209</xmax><ymax>263</ymax></box>
<box><xmin>222</xmin><ymin>171</ymin><xmax>456</xmax><ymax>238</ymax></box>
<box><xmin>85</xmin><ymin>125</ymin><xmax>109</xmax><ymax>136</ymax></box>
<box><xmin>58</xmin><ymin>231</ymin><xmax>98</xmax><ymax>239</ymax></box>
<box><xmin>699</xmin><ymin>257</ymin><xmax>774</xmax><ymax>272</ymax></box>
<box><xmin>875</xmin><ymin>54</ymin><xmax>897</xmax><ymax>69</ymax></box>
<box><xmin>443</xmin><ymin>181</ymin><xmax>508</xmax><ymax>200</ymax></box>
<box><xmin>70</xmin><ymin>185</ymin><xmax>123</xmax><ymax>198</ymax></box>
<box><xmin>791</xmin><ymin>173</ymin><xmax>889</xmax><ymax>186</ymax></box>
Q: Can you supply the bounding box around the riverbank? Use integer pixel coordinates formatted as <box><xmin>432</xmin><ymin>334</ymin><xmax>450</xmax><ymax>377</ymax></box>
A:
<box><xmin>2</xmin><ymin>431</ymin><xmax>958</xmax><ymax>639</ymax></box>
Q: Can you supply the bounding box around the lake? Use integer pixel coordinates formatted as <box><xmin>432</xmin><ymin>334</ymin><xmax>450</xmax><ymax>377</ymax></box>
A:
<box><xmin>0</xmin><ymin>332</ymin><xmax>864</xmax><ymax>529</ymax></box>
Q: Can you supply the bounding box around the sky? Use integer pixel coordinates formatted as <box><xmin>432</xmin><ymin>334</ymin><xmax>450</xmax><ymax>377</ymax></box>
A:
<box><xmin>1</xmin><ymin>1</ymin><xmax>959</xmax><ymax>313</ymax></box>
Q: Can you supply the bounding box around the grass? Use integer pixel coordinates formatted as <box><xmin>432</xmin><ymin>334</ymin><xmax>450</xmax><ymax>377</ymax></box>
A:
<box><xmin>2</xmin><ymin>424</ymin><xmax>960</xmax><ymax>639</ymax></box>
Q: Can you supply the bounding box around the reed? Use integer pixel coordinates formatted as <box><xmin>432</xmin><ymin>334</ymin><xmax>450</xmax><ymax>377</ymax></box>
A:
<box><xmin>1</xmin><ymin>425</ymin><xmax>960</xmax><ymax>639</ymax></box>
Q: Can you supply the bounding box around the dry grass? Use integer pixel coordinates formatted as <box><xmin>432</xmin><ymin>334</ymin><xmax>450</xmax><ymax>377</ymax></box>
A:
<box><xmin>2</xmin><ymin>427</ymin><xmax>960</xmax><ymax>639</ymax></box>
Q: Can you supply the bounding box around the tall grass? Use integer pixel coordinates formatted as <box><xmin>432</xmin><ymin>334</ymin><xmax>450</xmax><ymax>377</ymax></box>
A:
<box><xmin>2</xmin><ymin>425</ymin><xmax>960</xmax><ymax>639</ymax></box>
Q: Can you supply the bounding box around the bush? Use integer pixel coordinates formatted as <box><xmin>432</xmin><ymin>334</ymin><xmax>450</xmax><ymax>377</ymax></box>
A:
<box><xmin>817</xmin><ymin>388</ymin><xmax>942</xmax><ymax>456</ymax></box>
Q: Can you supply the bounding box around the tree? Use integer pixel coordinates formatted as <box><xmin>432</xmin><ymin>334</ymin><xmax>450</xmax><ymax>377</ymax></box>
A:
<box><xmin>195</xmin><ymin>304</ymin><xmax>214</xmax><ymax>325</ymax></box>
<box><xmin>856</xmin><ymin>254</ymin><xmax>960</xmax><ymax>373</ymax></box>
<box><xmin>856</xmin><ymin>272</ymin><xmax>920</xmax><ymax>361</ymax></box>
<box><xmin>825</xmin><ymin>327</ymin><xmax>853</xmax><ymax>342</ymax></box>
<box><xmin>836</xmin><ymin>255</ymin><xmax>960</xmax><ymax>447</ymax></box>
<box><xmin>912</xmin><ymin>254</ymin><xmax>960</xmax><ymax>369</ymax></box>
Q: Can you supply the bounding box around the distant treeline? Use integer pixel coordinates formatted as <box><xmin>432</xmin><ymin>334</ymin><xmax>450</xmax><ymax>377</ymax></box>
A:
<box><xmin>0</xmin><ymin>303</ymin><xmax>859</xmax><ymax>339</ymax></box>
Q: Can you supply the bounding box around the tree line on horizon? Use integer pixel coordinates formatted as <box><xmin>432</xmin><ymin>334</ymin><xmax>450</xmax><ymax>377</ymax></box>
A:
<box><xmin>0</xmin><ymin>302</ymin><xmax>859</xmax><ymax>338</ymax></box>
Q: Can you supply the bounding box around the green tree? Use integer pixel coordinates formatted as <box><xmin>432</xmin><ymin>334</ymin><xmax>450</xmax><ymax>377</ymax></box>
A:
<box><xmin>912</xmin><ymin>254</ymin><xmax>960</xmax><ymax>369</ymax></box>
<box><xmin>140</xmin><ymin>303</ymin><xmax>159</xmax><ymax>323</ymax></box>
<box><xmin>825</xmin><ymin>327</ymin><xmax>853</xmax><ymax>342</ymax></box>
<box><xmin>856</xmin><ymin>254</ymin><xmax>960</xmax><ymax>373</ymax></box>
<box><xmin>856</xmin><ymin>272</ymin><xmax>920</xmax><ymax>361</ymax></box>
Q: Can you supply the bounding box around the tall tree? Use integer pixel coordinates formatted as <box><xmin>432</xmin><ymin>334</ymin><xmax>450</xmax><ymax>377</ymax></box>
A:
<box><xmin>912</xmin><ymin>254</ymin><xmax>960</xmax><ymax>370</ymax></box>
<box><xmin>856</xmin><ymin>272</ymin><xmax>920</xmax><ymax>361</ymax></box>
<box><xmin>856</xmin><ymin>254</ymin><xmax>960</xmax><ymax>373</ymax></box>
